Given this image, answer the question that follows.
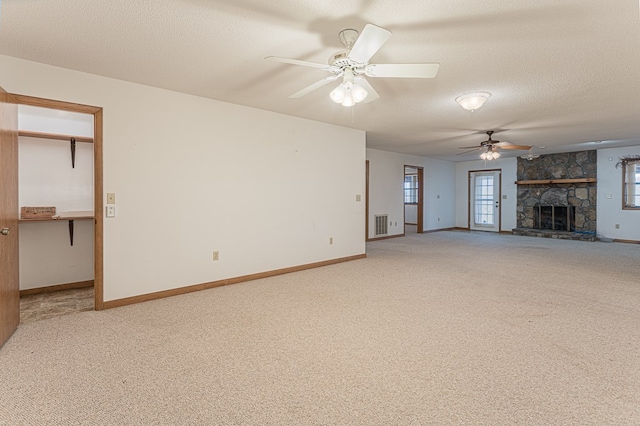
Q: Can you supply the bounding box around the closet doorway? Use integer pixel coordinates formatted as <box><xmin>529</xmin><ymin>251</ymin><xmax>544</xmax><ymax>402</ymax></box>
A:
<box><xmin>12</xmin><ymin>94</ymin><xmax>104</xmax><ymax>317</ymax></box>
<box><xmin>404</xmin><ymin>165</ymin><xmax>423</xmax><ymax>234</ymax></box>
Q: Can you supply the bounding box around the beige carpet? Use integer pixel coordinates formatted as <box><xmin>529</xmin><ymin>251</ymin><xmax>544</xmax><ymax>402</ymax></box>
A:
<box><xmin>1</xmin><ymin>231</ymin><xmax>639</xmax><ymax>425</ymax></box>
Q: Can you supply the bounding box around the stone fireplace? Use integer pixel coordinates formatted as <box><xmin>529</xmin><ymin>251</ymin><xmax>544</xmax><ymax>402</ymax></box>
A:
<box><xmin>512</xmin><ymin>150</ymin><xmax>597</xmax><ymax>241</ymax></box>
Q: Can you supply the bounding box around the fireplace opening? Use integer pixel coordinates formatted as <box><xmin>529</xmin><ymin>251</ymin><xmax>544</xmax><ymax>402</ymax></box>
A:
<box><xmin>534</xmin><ymin>205</ymin><xmax>575</xmax><ymax>231</ymax></box>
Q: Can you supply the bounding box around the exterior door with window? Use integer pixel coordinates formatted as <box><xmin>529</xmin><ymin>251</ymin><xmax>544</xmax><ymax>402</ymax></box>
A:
<box><xmin>470</xmin><ymin>170</ymin><xmax>501</xmax><ymax>232</ymax></box>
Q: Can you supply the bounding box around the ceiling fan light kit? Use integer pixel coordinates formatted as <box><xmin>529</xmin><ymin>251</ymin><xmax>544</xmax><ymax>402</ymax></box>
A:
<box><xmin>455</xmin><ymin>92</ymin><xmax>491</xmax><ymax>111</ymax></box>
<box><xmin>480</xmin><ymin>149</ymin><xmax>500</xmax><ymax>160</ymax></box>
<box><xmin>266</xmin><ymin>24</ymin><xmax>440</xmax><ymax>107</ymax></box>
<box><xmin>457</xmin><ymin>131</ymin><xmax>532</xmax><ymax>161</ymax></box>
<box><xmin>329</xmin><ymin>68</ymin><xmax>368</xmax><ymax>106</ymax></box>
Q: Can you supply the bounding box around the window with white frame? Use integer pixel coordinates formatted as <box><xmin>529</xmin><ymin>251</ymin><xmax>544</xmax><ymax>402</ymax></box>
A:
<box><xmin>404</xmin><ymin>174</ymin><xmax>418</xmax><ymax>204</ymax></box>
<box><xmin>623</xmin><ymin>160</ymin><xmax>640</xmax><ymax>209</ymax></box>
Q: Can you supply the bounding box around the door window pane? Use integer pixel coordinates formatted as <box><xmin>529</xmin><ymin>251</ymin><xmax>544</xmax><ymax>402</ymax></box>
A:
<box><xmin>474</xmin><ymin>175</ymin><xmax>494</xmax><ymax>225</ymax></box>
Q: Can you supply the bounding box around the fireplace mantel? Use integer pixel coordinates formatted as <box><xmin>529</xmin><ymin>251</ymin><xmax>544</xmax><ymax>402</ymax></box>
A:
<box><xmin>515</xmin><ymin>178</ymin><xmax>596</xmax><ymax>185</ymax></box>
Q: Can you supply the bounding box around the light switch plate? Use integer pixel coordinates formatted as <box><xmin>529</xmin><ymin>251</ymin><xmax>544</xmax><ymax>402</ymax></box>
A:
<box><xmin>106</xmin><ymin>205</ymin><xmax>116</xmax><ymax>218</ymax></box>
<box><xmin>107</xmin><ymin>193</ymin><xmax>116</xmax><ymax>204</ymax></box>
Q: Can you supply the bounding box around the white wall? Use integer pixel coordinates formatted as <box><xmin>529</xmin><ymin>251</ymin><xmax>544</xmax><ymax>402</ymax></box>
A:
<box><xmin>18</xmin><ymin>106</ymin><xmax>95</xmax><ymax>289</ymax></box>
<box><xmin>597</xmin><ymin>146</ymin><xmax>640</xmax><ymax>240</ymax></box>
<box><xmin>455</xmin><ymin>158</ymin><xmax>518</xmax><ymax>231</ymax></box>
<box><xmin>366</xmin><ymin>149</ymin><xmax>456</xmax><ymax>238</ymax></box>
<box><xmin>404</xmin><ymin>204</ymin><xmax>417</xmax><ymax>224</ymax></box>
<box><xmin>2</xmin><ymin>54</ymin><xmax>366</xmax><ymax>302</ymax></box>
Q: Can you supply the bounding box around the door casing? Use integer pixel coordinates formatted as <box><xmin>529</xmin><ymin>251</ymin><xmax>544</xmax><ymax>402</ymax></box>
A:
<box><xmin>10</xmin><ymin>93</ymin><xmax>104</xmax><ymax>311</ymax></box>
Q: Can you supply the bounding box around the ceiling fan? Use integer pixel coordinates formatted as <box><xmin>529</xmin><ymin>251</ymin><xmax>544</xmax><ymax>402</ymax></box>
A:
<box><xmin>265</xmin><ymin>24</ymin><xmax>440</xmax><ymax>106</ymax></box>
<box><xmin>458</xmin><ymin>131</ymin><xmax>532</xmax><ymax>160</ymax></box>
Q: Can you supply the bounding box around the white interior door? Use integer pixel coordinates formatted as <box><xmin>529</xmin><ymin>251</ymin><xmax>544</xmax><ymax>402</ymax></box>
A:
<box><xmin>470</xmin><ymin>170</ymin><xmax>501</xmax><ymax>232</ymax></box>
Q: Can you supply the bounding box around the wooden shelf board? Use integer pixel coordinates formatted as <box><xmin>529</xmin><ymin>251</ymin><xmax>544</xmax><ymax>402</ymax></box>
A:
<box><xmin>19</xmin><ymin>215</ymin><xmax>94</xmax><ymax>223</ymax></box>
<box><xmin>18</xmin><ymin>130</ymin><xmax>93</xmax><ymax>143</ymax></box>
<box><xmin>515</xmin><ymin>178</ymin><xmax>596</xmax><ymax>185</ymax></box>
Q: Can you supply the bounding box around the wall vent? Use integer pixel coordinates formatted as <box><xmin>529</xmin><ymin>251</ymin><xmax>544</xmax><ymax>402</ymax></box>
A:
<box><xmin>374</xmin><ymin>214</ymin><xmax>389</xmax><ymax>236</ymax></box>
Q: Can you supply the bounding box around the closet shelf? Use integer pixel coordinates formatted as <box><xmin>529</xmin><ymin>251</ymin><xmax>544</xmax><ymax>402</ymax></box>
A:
<box><xmin>18</xmin><ymin>130</ymin><xmax>93</xmax><ymax>143</ymax></box>
<box><xmin>18</xmin><ymin>130</ymin><xmax>93</xmax><ymax>168</ymax></box>
<box><xmin>19</xmin><ymin>212</ymin><xmax>94</xmax><ymax>246</ymax></box>
<box><xmin>19</xmin><ymin>215</ymin><xmax>94</xmax><ymax>222</ymax></box>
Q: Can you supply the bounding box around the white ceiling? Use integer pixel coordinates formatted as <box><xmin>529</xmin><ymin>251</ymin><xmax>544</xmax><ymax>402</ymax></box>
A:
<box><xmin>2</xmin><ymin>0</ymin><xmax>640</xmax><ymax>161</ymax></box>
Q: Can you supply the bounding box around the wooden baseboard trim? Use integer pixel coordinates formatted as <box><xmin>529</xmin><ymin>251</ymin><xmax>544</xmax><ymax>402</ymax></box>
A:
<box><xmin>404</xmin><ymin>222</ymin><xmax>417</xmax><ymax>226</ymax></box>
<box><xmin>366</xmin><ymin>234</ymin><xmax>404</xmax><ymax>242</ymax></box>
<box><xmin>102</xmin><ymin>254</ymin><xmax>366</xmax><ymax>310</ymax></box>
<box><xmin>20</xmin><ymin>280</ymin><xmax>94</xmax><ymax>296</ymax></box>
<box><xmin>454</xmin><ymin>227</ymin><xmax>470</xmax><ymax>231</ymax></box>
<box><xmin>499</xmin><ymin>230</ymin><xmax>512</xmax><ymax>235</ymax></box>
<box><xmin>612</xmin><ymin>239</ymin><xmax>640</xmax><ymax>244</ymax></box>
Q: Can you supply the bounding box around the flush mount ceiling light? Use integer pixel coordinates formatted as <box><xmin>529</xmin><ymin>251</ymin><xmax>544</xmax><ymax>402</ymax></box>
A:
<box><xmin>520</xmin><ymin>153</ymin><xmax>541</xmax><ymax>161</ymax></box>
<box><xmin>455</xmin><ymin>91</ymin><xmax>491</xmax><ymax>111</ymax></box>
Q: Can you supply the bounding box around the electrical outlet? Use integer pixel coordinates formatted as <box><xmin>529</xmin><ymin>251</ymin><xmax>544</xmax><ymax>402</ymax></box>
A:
<box><xmin>106</xmin><ymin>192</ymin><xmax>116</xmax><ymax>204</ymax></box>
<box><xmin>355</xmin><ymin>194</ymin><xmax>361</xmax><ymax>202</ymax></box>
<box><xmin>437</xmin><ymin>217</ymin><xmax>440</xmax><ymax>221</ymax></box>
<box><xmin>607</xmin><ymin>194</ymin><xmax>612</xmax><ymax>199</ymax></box>
<box><xmin>329</xmin><ymin>237</ymin><xmax>333</xmax><ymax>245</ymax></box>
<box><xmin>212</xmin><ymin>251</ymin><xmax>219</xmax><ymax>261</ymax></box>
<box><xmin>105</xmin><ymin>205</ymin><xmax>116</xmax><ymax>218</ymax></box>
<box><xmin>502</xmin><ymin>195</ymin><xmax>507</xmax><ymax>199</ymax></box>
<box><xmin>615</xmin><ymin>224</ymin><xmax>620</xmax><ymax>229</ymax></box>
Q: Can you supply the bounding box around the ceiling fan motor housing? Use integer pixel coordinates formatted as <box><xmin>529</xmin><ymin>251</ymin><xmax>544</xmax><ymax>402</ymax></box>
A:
<box><xmin>328</xmin><ymin>51</ymin><xmax>366</xmax><ymax>75</ymax></box>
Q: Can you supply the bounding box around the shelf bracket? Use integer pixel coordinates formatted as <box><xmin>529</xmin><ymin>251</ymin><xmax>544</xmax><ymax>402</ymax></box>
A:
<box><xmin>70</xmin><ymin>137</ymin><xmax>76</xmax><ymax>168</ymax></box>
<box><xmin>68</xmin><ymin>220</ymin><xmax>74</xmax><ymax>246</ymax></box>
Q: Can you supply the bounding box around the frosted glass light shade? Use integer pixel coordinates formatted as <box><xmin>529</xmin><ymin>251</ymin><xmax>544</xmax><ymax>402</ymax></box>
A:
<box><xmin>456</xmin><ymin>92</ymin><xmax>491</xmax><ymax>111</ymax></box>
<box><xmin>330</xmin><ymin>84</ymin><xmax>346</xmax><ymax>103</ymax></box>
<box><xmin>341</xmin><ymin>90</ymin><xmax>355</xmax><ymax>107</ymax></box>
<box><xmin>350</xmin><ymin>84</ymin><xmax>368</xmax><ymax>103</ymax></box>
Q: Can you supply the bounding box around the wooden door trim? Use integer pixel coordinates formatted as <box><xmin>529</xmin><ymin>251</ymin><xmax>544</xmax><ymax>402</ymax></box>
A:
<box><xmin>417</xmin><ymin>167</ymin><xmax>424</xmax><ymax>233</ymax></box>
<box><xmin>365</xmin><ymin>160</ymin><xmax>370</xmax><ymax>242</ymax></box>
<box><xmin>12</xmin><ymin>94</ymin><xmax>104</xmax><ymax>310</ymax></box>
<box><xmin>404</xmin><ymin>165</ymin><xmax>424</xmax><ymax>234</ymax></box>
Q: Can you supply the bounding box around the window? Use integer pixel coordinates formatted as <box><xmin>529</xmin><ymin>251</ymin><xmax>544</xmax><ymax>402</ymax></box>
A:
<box><xmin>623</xmin><ymin>160</ymin><xmax>640</xmax><ymax>209</ymax></box>
<box><xmin>404</xmin><ymin>174</ymin><xmax>418</xmax><ymax>204</ymax></box>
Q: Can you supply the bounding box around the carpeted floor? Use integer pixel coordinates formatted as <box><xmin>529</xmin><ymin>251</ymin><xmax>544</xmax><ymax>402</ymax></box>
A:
<box><xmin>1</xmin><ymin>231</ymin><xmax>639</xmax><ymax>425</ymax></box>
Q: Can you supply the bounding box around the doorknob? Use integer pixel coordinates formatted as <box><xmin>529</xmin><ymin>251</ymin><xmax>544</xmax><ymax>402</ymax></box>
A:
<box><xmin>1</xmin><ymin>228</ymin><xmax>9</xmax><ymax>236</ymax></box>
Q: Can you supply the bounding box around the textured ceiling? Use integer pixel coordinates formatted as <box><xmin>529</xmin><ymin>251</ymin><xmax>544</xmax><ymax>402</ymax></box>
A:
<box><xmin>1</xmin><ymin>0</ymin><xmax>640</xmax><ymax>160</ymax></box>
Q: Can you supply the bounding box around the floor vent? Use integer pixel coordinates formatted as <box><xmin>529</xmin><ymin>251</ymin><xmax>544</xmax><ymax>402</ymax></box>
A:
<box><xmin>374</xmin><ymin>214</ymin><xmax>388</xmax><ymax>236</ymax></box>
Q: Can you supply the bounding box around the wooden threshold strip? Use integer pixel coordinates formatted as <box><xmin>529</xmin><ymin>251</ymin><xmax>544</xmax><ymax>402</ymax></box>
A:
<box><xmin>18</xmin><ymin>130</ymin><xmax>94</xmax><ymax>143</ymax></box>
<box><xmin>102</xmin><ymin>253</ymin><xmax>367</xmax><ymax>310</ymax></box>
<box><xmin>515</xmin><ymin>178</ymin><xmax>596</xmax><ymax>185</ymax></box>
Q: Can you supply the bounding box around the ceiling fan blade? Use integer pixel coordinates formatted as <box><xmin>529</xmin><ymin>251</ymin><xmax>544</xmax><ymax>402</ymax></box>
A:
<box><xmin>499</xmin><ymin>145</ymin><xmax>533</xmax><ymax>150</ymax></box>
<box><xmin>365</xmin><ymin>63</ymin><xmax>440</xmax><ymax>78</ymax></box>
<box><xmin>265</xmin><ymin>56</ymin><xmax>331</xmax><ymax>70</ymax></box>
<box><xmin>355</xmin><ymin>77</ymin><xmax>380</xmax><ymax>103</ymax></box>
<box><xmin>348</xmin><ymin>24</ymin><xmax>392</xmax><ymax>64</ymax></box>
<box><xmin>289</xmin><ymin>75</ymin><xmax>340</xmax><ymax>98</ymax></box>
<box><xmin>457</xmin><ymin>148</ymin><xmax>481</xmax><ymax>155</ymax></box>
<box><xmin>458</xmin><ymin>145</ymin><xmax>482</xmax><ymax>149</ymax></box>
